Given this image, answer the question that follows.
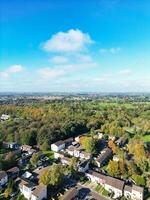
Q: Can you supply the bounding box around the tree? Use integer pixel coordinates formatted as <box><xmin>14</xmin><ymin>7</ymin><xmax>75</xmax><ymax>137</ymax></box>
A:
<box><xmin>40</xmin><ymin>140</ymin><xmax>50</xmax><ymax>151</ymax></box>
<box><xmin>39</xmin><ymin>164</ymin><xmax>64</xmax><ymax>187</ymax></box>
<box><xmin>39</xmin><ymin>169</ymin><xmax>50</xmax><ymax>186</ymax></box>
<box><xmin>80</xmin><ymin>136</ymin><xmax>96</xmax><ymax>153</ymax></box>
<box><xmin>4</xmin><ymin>187</ymin><xmax>12</xmax><ymax>198</ymax></box>
<box><xmin>30</xmin><ymin>153</ymin><xmax>40</xmax><ymax>167</ymax></box>
<box><xmin>69</xmin><ymin>157</ymin><xmax>78</xmax><ymax>173</ymax></box>
<box><xmin>108</xmin><ymin>140</ymin><xmax>118</xmax><ymax>154</ymax></box>
<box><xmin>132</xmin><ymin>175</ymin><xmax>145</xmax><ymax>186</ymax></box>
<box><xmin>107</xmin><ymin>160</ymin><xmax>120</xmax><ymax>177</ymax></box>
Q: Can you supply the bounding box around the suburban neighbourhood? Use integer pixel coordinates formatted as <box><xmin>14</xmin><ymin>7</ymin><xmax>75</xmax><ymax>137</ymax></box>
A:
<box><xmin>0</xmin><ymin>111</ymin><xmax>149</xmax><ymax>200</ymax></box>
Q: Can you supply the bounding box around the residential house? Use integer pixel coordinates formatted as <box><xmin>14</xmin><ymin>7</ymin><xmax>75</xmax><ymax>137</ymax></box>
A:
<box><xmin>96</xmin><ymin>132</ymin><xmax>103</xmax><ymax>139</ymax></box>
<box><xmin>19</xmin><ymin>179</ymin><xmax>47</xmax><ymax>200</ymax></box>
<box><xmin>61</xmin><ymin>157</ymin><xmax>71</xmax><ymax>165</ymax></box>
<box><xmin>21</xmin><ymin>145</ymin><xmax>36</xmax><ymax>155</ymax></box>
<box><xmin>96</xmin><ymin>148</ymin><xmax>112</xmax><ymax>167</ymax></box>
<box><xmin>74</xmin><ymin>147</ymin><xmax>82</xmax><ymax>158</ymax></box>
<box><xmin>108</xmin><ymin>135</ymin><xmax>116</xmax><ymax>141</ymax></box>
<box><xmin>3</xmin><ymin>142</ymin><xmax>19</xmax><ymax>149</ymax></box>
<box><xmin>86</xmin><ymin>170</ymin><xmax>125</xmax><ymax>199</ymax></box>
<box><xmin>0</xmin><ymin>171</ymin><xmax>8</xmax><ymax>187</ymax></box>
<box><xmin>1</xmin><ymin>114</ymin><xmax>10</xmax><ymax>121</ymax></box>
<box><xmin>64</xmin><ymin>138</ymin><xmax>74</xmax><ymax>147</ymax></box>
<box><xmin>79</xmin><ymin>151</ymin><xmax>92</xmax><ymax>160</ymax></box>
<box><xmin>124</xmin><ymin>184</ymin><xmax>144</xmax><ymax>200</ymax></box>
<box><xmin>66</xmin><ymin>145</ymin><xmax>75</xmax><ymax>156</ymax></box>
<box><xmin>86</xmin><ymin>170</ymin><xmax>106</xmax><ymax>185</ymax></box>
<box><xmin>62</xmin><ymin>188</ymin><xmax>78</xmax><ymax>200</ymax></box>
<box><xmin>7</xmin><ymin>167</ymin><xmax>19</xmax><ymax>179</ymax></box>
<box><xmin>51</xmin><ymin>140</ymin><xmax>65</xmax><ymax>152</ymax></box>
<box><xmin>116</xmin><ymin>137</ymin><xmax>128</xmax><ymax>148</ymax></box>
<box><xmin>104</xmin><ymin>175</ymin><xmax>125</xmax><ymax>198</ymax></box>
<box><xmin>31</xmin><ymin>183</ymin><xmax>47</xmax><ymax>200</ymax></box>
<box><xmin>54</xmin><ymin>152</ymin><xmax>64</xmax><ymax>160</ymax></box>
<box><xmin>78</xmin><ymin>160</ymin><xmax>89</xmax><ymax>173</ymax></box>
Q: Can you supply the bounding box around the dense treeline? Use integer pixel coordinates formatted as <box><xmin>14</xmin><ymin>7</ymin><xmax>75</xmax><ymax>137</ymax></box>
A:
<box><xmin>0</xmin><ymin>101</ymin><xmax>150</xmax><ymax>149</ymax></box>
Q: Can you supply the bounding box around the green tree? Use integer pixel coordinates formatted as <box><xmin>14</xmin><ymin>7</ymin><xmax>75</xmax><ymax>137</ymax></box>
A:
<box><xmin>30</xmin><ymin>153</ymin><xmax>40</xmax><ymax>167</ymax></box>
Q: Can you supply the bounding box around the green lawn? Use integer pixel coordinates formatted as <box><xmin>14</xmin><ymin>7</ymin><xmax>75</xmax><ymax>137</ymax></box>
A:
<box><xmin>141</xmin><ymin>135</ymin><xmax>150</xmax><ymax>142</ymax></box>
<box><xmin>42</xmin><ymin>150</ymin><xmax>54</xmax><ymax>160</ymax></box>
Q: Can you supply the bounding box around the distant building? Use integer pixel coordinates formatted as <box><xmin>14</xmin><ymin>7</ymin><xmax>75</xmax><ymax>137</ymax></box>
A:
<box><xmin>3</xmin><ymin>142</ymin><xmax>19</xmax><ymax>149</ymax></box>
<box><xmin>124</xmin><ymin>184</ymin><xmax>144</xmax><ymax>200</ymax></box>
<box><xmin>96</xmin><ymin>148</ymin><xmax>112</xmax><ymax>167</ymax></box>
<box><xmin>51</xmin><ymin>140</ymin><xmax>65</xmax><ymax>152</ymax></box>
<box><xmin>0</xmin><ymin>171</ymin><xmax>8</xmax><ymax>187</ymax></box>
<box><xmin>1</xmin><ymin>114</ymin><xmax>10</xmax><ymax>121</ymax></box>
<box><xmin>108</xmin><ymin>135</ymin><xmax>116</xmax><ymax>141</ymax></box>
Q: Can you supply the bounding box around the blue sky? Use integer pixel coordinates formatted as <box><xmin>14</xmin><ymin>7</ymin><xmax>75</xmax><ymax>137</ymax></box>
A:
<box><xmin>0</xmin><ymin>0</ymin><xmax>150</xmax><ymax>92</ymax></box>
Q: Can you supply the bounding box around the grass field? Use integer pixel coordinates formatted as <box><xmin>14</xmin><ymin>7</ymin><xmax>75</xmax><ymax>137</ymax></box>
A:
<box><xmin>42</xmin><ymin>150</ymin><xmax>54</xmax><ymax>160</ymax></box>
<box><xmin>141</xmin><ymin>135</ymin><xmax>150</xmax><ymax>142</ymax></box>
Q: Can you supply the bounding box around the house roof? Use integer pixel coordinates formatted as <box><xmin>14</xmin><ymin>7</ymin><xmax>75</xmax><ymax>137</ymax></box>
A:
<box><xmin>80</xmin><ymin>151</ymin><xmax>91</xmax><ymax>157</ymax></box>
<box><xmin>105</xmin><ymin>176</ymin><xmax>125</xmax><ymax>191</ymax></box>
<box><xmin>19</xmin><ymin>179</ymin><xmax>36</xmax><ymax>189</ymax></box>
<box><xmin>53</xmin><ymin>140</ymin><xmax>65</xmax><ymax>146</ymax></box>
<box><xmin>64</xmin><ymin>138</ymin><xmax>73</xmax><ymax>143</ymax></box>
<box><xmin>21</xmin><ymin>145</ymin><xmax>32</xmax><ymax>150</ymax></box>
<box><xmin>87</xmin><ymin>170</ymin><xmax>106</xmax><ymax>181</ymax></box>
<box><xmin>87</xmin><ymin>170</ymin><xmax>124</xmax><ymax>191</ymax></box>
<box><xmin>33</xmin><ymin>166</ymin><xmax>51</xmax><ymax>178</ymax></box>
<box><xmin>0</xmin><ymin>171</ymin><xmax>7</xmax><ymax>179</ymax></box>
<box><xmin>132</xmin><ymin>185</ymin><xmax>144</xmax><ymax>193</ymax></box>
<box><xmin>7</xmin><ymin>167</ymin><xmax>19</xmax><ymax>173</ymax></box>
<box><xmin>67</xmin><ymin>145</ymin><xmax>75</xmax><ymax>151</ymax></box>
<box><xmin>32</xmin><ymin>184</ymin><xmax>46</xmax><ymax>197</ymax></box>
<box><xmin>96</xmin><ymin>148</ymin><xmax>112</xmax><ymax>163</ymax></box>
<box><xmin>62</xmin><ymin>188</ymin><xmax>78</xmax><ymax>200</ymax></box>
<box><xmin>124</xmin><ymin>185</ymin><xmax>132</xmax><ymax>193</ymax></box>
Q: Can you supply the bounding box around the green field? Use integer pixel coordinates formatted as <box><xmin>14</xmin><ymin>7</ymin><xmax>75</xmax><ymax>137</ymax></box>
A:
<box><xmin>141</xmin><ymin>135</ymin><xmax>150</xmax><ymax>142</ymax></box>
<box><xmin>42</xmin><ymin>150</ymin><xmax>54</xmax><ymax>160</ymax></box>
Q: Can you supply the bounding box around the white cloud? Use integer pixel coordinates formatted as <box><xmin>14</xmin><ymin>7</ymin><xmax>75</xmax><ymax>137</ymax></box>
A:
<box><xmin>42</xmin><ymin>29</ymin><xmax>93</xmax><ymax>52</ymax></box>
<box><xmin>99</xmin><ymin>47</ymin><xmax>121</xmax><ymax>54</ymax></box>
<box><xmin>0</xmin><ymin>65</ymin><xmax>24</xmax><ymax>79</ymax></box>
<box><xmin>38</xmin><ymin>67</ymin><xmax>66</xmax><ymax>79</ymax></box>
<box><xmin>50</xmin><ymin>56</ymin><xmax>68</xmax><ymax>64</ymax></box>
<box><xmin>7</xmin><ymin>65</ymin><xmax>23</xmax><ymax>73</ymax></box>
<box><xmin>118</xmin><ymin>68</ymin><xmax>132</xmax><ymax>75</ymax></box>
<box><xmin>77</xmin><ymin>55</ymin><xmax>93</xmax><ymax>62</ymax></box>
<box><xmin>109</xmin><ymin>47</ymin><xmax>121</xmax><ymax>54</ymax></box>
<box><xmin>38</xmin><ymin>61</ymin><xmax>97</xmax><ymax>80</ymax></box>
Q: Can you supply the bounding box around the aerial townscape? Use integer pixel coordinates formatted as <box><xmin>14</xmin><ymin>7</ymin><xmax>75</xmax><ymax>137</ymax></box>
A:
<box><xmin>0</xmin><ymin>94</ymin><xmax>150</xmax><ymax>200</ymax></box>
<box><xmin>1</xmin><ymin>0</ymin><xmax>150</xmax><ymax>199</ymax></box>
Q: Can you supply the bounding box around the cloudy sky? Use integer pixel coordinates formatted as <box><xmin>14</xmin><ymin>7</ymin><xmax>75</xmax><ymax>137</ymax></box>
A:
<box><xmin>1</xmin><ymin>0</ymin><xmax>150</xmax><ymax>92</ymax></box>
